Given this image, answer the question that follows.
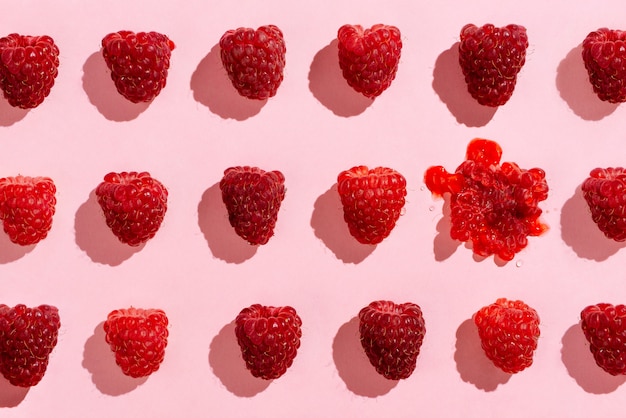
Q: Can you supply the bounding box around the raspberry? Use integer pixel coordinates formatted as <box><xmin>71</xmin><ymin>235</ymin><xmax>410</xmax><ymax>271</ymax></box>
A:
<box><xmin>337</xmin><ymin>166</ymin><xmax>407</xmax><ymax>245</ymax></box>
<box><xmin>582</xmin><ymin>28</ymin><xmax>626</xmax><ymax>103</ymax></box>
<box><xmin>473</xmin><ymin>298</ymin><xmax>540</xmax><ymax>374</ymax></box>
<box><xmin>337</xmin><ymin>24</ymin><xmax>402</xmax><ymax>98</ymax></box>
<box><xmin>235</xmin><ymin>304</ymin><xmax>302</xmax><ymax>380</ymax></box>
<box><xmin>0</xmin><ymin>175</ymin><xmax>57</xmax><ymax>245</ymax></box>
<box><xmin>580</xmin><ymin>303</ymin><xmax>626</xmax><ymax>375</ymax></box>
<box><xmin>101</xmin><ymin>31</ymin><xmax>175</xmax><ymax>103</ymax></box>
<box><xmin>0</xmin><ymin>304</ymin><xmax>61</xmax><ymax>387</ymax></box>
<box><xmin>458</xmin><ymin>23</ymin><xmax>529</xmax><ymax>107</ymax></box>
<box><xmin>582</xmin><ymin>167</ymin><xmax>626</xmax><ymax>241</ymax></box>
<box><xmin>0</xmin><ymin>34</ymin><xmax>60</xmax><ymax>109</ymax></box>
<box><xmin>103</xmin><ymin>307</ymin><xmax>169</xmax><ymax>378</ymax></box>
<box><xmin>358</xmin><ymin>300</ymin><xmax>426</xmax><ymax>380</ymax></box>
<box><xmin>219</xmin><ymin>166</ymin><xmax>286</xmax><ymax>245</ymax></box>
<box><xmin>219</xmin><ymin>25</ymin><xmax>286</xmax><ymax>100</ymax></box>
<box><xmin>95</xmin><ymin>171</ymin><xmax>168</xmax><ymax>246</ymax></box>
<box><xmin>424</xmin><ymin>138</ymin><xmax>548</xmax><ymax>261</ymax></box>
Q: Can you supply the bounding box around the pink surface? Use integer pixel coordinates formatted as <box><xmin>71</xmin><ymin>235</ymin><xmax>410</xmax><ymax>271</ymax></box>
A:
<box><xmin>1</xmin><ymin>1</ymin><xmax>626</xmax><ymax>417</ymax></box>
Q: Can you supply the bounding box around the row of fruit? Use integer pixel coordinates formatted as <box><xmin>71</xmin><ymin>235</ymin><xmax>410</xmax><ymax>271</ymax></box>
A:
<box><xmin>0</xmin><ymin>24</ymin><xmax>624</xmax><ymax>109</ymax></box>
<box><xmin>1</xmin><ymin>299</ymin><xmax>624</xmax><ymax>389</ymax></box>
<box><xmin>0</xmin><ymin>139</ymin><xmax>622</xmax><ymax>262</ymax></box>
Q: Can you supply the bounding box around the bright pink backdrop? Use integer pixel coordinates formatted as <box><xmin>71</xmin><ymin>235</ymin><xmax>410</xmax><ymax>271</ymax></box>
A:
<box><xmin>1</xmin><ymin>1</ymin><xmax>626</xmax><ymax>417</ymax></box>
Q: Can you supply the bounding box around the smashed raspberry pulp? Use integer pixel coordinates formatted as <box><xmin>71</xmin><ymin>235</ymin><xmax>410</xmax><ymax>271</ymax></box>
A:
<box><xmin>424</xmin><ymin>138</ymin><xmax>548</xmax><ymax>261</ymax></box>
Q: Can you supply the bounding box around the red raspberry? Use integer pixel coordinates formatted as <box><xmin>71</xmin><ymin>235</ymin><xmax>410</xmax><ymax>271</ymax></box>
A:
<box><xmin>582</xmin><ymin>167</ymin><xmax>626</xmax><ymax>241</ymax></box>
<box><xmin>473</xmin><ymin>298</ymin><xmax>540</xmax><ymax>374</ymax></box>
<box><xmin>337</xmin><ymin>166</ymin><xmax>407</xmax><ymax>245</ymax></box>
<box><xmin>101</xmin><ymin>31</ymin><xmax>175</xmax><ymax>103</ymax></box>
<box><xmin>219</xmin><ymin>166</ymin><xmax>286</xmax><ymax>245</ymax></box>
<box><xmin>103</xmin><ymin>307</ymin><xmax>169</xmax><ymax>378</ymax></box>
<box><xmin>95</xmin><ymin>171</ymin><xmax>168</xmax><ymax>246</ymax></box>
<box><xmin>458</xmin><ymin>23</ymin><xmax>528</xmax><ymax>107</ymax></box>
<box><xmin>582</xmin><ymin>28</ymin><xmax>626</xmax><ymax>103</ymax></box>
<box><xmin>0</xmin><ymin>304</ymin><xmax>61</xmax><ymax>387</ymax></box>
<box><xmin>219</xmin><ymin>25</ymin><xmax>286</xmax><ymax>100</ymax></box>
<box><xmin>235</xmin><ymin>304</ymin><xmax>302</xmax><ymax>380</ymax></box>
<box><xmin>0</xmin><ymin>34</ymin><xmax>60</xmax><ymax>109</ymax></box>
<box><xmin>337</xmin><ymin>24</ymin><xmax>402</xmax><ymax>98</ymax></box>
<box><xmin>580</xmin><ymin>303</ymin><xmax>626</xmax><ymax>375</ymax></box>
<box><xmin>424</xmin><ymin>138</ymin><xmax>548</xmax><ymax>261</ymax></box>
<box><xmin>0</xmin><ymin>175</ymin><xmax>57</xmax><ymax>245</ymax></box>
<box><xmin>358</xmin><ymin>300</ymin><xmax>426</xmax><ymax>380</ymax></box>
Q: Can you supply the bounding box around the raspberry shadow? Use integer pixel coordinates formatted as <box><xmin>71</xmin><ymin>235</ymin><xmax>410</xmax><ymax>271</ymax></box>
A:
<box><xmin>556</xmin><ymin>45</ymin><xmax>619</xmax><ymax>121</ymax></box>
<box><xmin>432</xmin><ymin>195</ymin><xmax>461</xmax><ymax>261</ymax></box>
<box><xmin>0</xmin><ymin>97</ymin><xmax>28</xmax><ymax>126</ymax></box>
<box><xmin>308</xmin><ymin>40</ymin><xmax>373</xmax><ymax>117</ymax></box>
<box><xmin>454</xmin><ymin>318</ymin><xmax>511</xmax><ymax>391</ymax></box>
<box><xmin>197</xmin><ymin>183</ymin><xmax>258</xmax><ymax>263</ymax></box>
<box><xmin>560</xmin><ymin>186</ymin><xmax>626</xmax><ymax>260</ymax></box>
<box><xmin>74</xmin><ymin>189</ymin><xmax>144</xmax><ymax>266</ymax></box>
<box><xmin>190</xmin><ymin>43</ymin><xmax>266</xmax><ymax>121</ymax></box>
<box><xmin>432</xmin><ymin>43</ymin><xmax>497</xmax><ymax>127</ymax></box>
<box><xmin>332</xmin><ymin>316</ymin><xmax>398</xmax><ymax>397</ymax></box>
<box><xmin>310</xmin><ymin>185</ymin><xmax>375</xmax><ymax>264</ymax></box>
<box><xmin>82</xmin><ymin>51</ymin><xmax>149</xmax><ymax>121</ymax></box>
<box><xmin>561</xmin><ymin>323</ymin><xmax>626</xmax><ymax>393</ymax></box>
<box><xmin>208</xmin><ymin>321</ymin><xmax>271</xmax><ymax>397</ymax></box>
<box><xmin>0</xmin><ymin>227</ymin><xmax>35</xmax><ymax>263</ymax></box>
<box><xmin>0</xmin><ymin>377</ymin><xmax>28</xmax><ymax>408</ymax></box>
<box><xmin>82</xmin><ymin>321</ymin><xmax>147</xmax><ymax>395</ymax></box>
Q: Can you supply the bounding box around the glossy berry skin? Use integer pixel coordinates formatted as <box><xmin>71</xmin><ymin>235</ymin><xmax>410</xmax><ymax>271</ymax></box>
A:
<box><xmin>582</xmin><ymin>167</ymin><xmax>626</xmax><ymax>241</ymax></box>
<box><xmin>474</xmin><ymin>298</ymin><xmax>540</xmax><ymax>374</ymax></box>
<box><xmin>219</xmin><ymin>166</ymin><xmax>286</xmax><ymax>245</ymax></box>
<box><xmin>424</xmin><ymin>138</ymin><xmax>548</xmax><ymax>261</ymax></box>
<box><xmin>0</xmin><ymin>175</ymin><xmax>57</xmax><ymax>245</ymax></box>
<box><xmin>220</xmin><ymin>25</ymin><xmax>286</xmax><ymax>100</ymax></box>
<box><xmin>103</xmin><ymin>307</ymin><xmax>169</xmax><ymax>378</ymax></box>
<box><xmin>458</xmin><ymin>23</ymin><xmax>528</xmax><ymax>107</ymax></box>
<box><xmin>235</xmin><ymin>304</ymin><xmax>302</xmax><ymax>380</ymax></box>
<box><xmin>95</xmin><ymin>171</ymin><xmax>168</xmax><ymax>246</ymax></box>
<box><xmin>337</xmin><ymin>24</ymin><xmax>402</xmax><ymax>99</ymax></box>
<box><xmin>101</xmin><ymin>31</ymin><xmax>175</xmax><ymax>103</ymax></box>
<box><xmin>0</xmin><ymin>304</ymin><xmax>60</xmax><ymax>387</ymax></box>
<box><xmin>0</xmin><ymin>34</ymin><xmax>60</xmax><ymax>109</ymax></box>
<box><xmin>359</xmin><ymin>300</ymin><xmax>426</xmax><ymax>380</ymax></box>
<box><xmin>337</xmin><ymin>166</ymin><xmax>407</xmax><ymax>245</ymax></box>
<box><xmin>582</xmin><ymin>28</ymin><xmax>626</xmax><ymax>103</ymax></box>
<box><xmin>580</xmin><ymin>303</ymin><xmax>626</xmax><ymax>375</ymax></box>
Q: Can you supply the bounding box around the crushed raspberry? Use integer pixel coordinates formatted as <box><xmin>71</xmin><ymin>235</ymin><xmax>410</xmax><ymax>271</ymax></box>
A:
<box><xmin>424</xmin><ymin>138</ymin><xmax>549</xmax><ymax>261</ymax></box>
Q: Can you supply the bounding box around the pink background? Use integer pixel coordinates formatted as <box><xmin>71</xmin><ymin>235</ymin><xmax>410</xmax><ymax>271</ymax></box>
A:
<box><xmin>1</xmin><ymin>0</ymin><xmax>626</xmax><ymax>417</ymax></box>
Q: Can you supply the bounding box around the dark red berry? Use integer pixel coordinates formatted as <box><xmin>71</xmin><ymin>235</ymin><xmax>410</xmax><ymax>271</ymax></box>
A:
<box><xmin>458</xmin><ymin>23</ymin><xmax>528</xmax><ymax>107</ymax></box>
<box><xmin>359</xmin><ymin>300</ymin><xmax>426</xmax><ymax>380</ymax></box>
<box><xmin>581</xmin><ymin>167</ymin><xmax>626</xmax><ymax>241</ymax></box>
<box><xmin>581</xmin><ymin>303</ymin><xmax>626</xmax><ymax>375</ymax></box>
<box><xmin>0</xmin><ymin>304</ymin><xmax>61</xmax><ymax>387</ymax></box>
<box><xmin>220</xmin><ymin>25</ymin><xmax>286</xmax><ymax>100</ymax></box>
<box><xmin>101</xmin><ymin>31</ymin><xmax>175</xmax><ymax>103</ymax></box>
<box><xmin>582</xmin><ymin>28</ymin><xmax>626</xmax><ymax>103</ymax></box>
<box><xmin>219</xmin><ymin>166</ymin><xmax>286</xmax><ymax>245</ymax></box>
<box><xmin>0</xmin><ymin>34</ymin><xmax>60</xmax><ymax>108</ymax></box>
<box><xmin>235</xmin><ymin>304</ymin><xmax>302</xmax><ymax>380</ymax></box>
